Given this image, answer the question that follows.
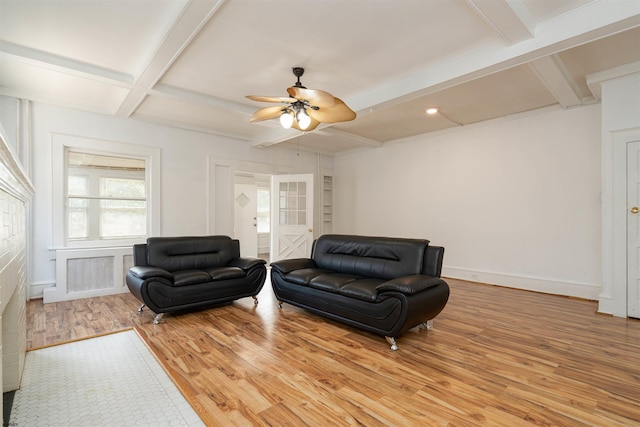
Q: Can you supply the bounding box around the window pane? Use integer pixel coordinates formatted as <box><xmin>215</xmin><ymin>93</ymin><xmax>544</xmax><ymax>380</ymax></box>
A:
<box><xmin>287</xmin><ymin>195</ymin><xmax>297</xmax><ymax>210</ymax></box>
<box><xmin>68</xmin><ymin>208</ymin><xmax>88</xmax><ymax>239</ymax></box>
<box><xmin>68</xmin><ymin>175</ymin><xmax>87</xmax><ymax>196</ymax></box>
<box><xmin>257</xmin><ymin>213</ymin><xmax>270</xmax><ymax>233</ymax></box>
<box><xmin>256</xmin><ymin>188</ymin><xmax>270</xmax><ymax>233</ymax></box>
<box><xmin>257</xmin><ymin>189</ymin><xmax>270</xmax><ymax>212</ymax></box>
<box><xmin>100</xmin><ymin>199</ymin><xmax>146</xmax><ymax>238</ymax></box>
<box><xmin>101</xmin><ymin>177</ymin><xmax>145</xmax><ymax>198</ymax></box>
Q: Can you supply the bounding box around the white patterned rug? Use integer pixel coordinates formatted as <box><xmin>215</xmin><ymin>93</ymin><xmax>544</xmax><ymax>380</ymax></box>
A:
<box><xmin>10</xmin><ymin>329</ymin><xmax>203</xmax><ymax>427</ymax></box>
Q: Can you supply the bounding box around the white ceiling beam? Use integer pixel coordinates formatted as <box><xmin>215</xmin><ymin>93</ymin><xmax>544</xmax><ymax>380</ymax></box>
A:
<box><xmin>133</xmin><ymin>113</ymin><xmax>251</xmax><ymax>142</ymax></box>
<box><xmin>313</xmin><ymin>128</ymin><xmax>382</xmax><ymax>148</ymax></box>
<box><xmin>0</xmin><ymin>41</ymin><xmax>133</xmax><ymax>86</ymax></box>
<box><xmin>465</xmin><ymin>0</ymin><xmax>535</xmax><ymax>45</ymax></box>
<box><xmin>586</xmin><ymin>61</ymin><xmax>640</xmax><ymax>101</ymax></box>
<box><xmin>0</xmin><ymin>85</ymin><xmax>119</xmax><ymax>116</ymax></box>
<box><xmin>529</xmin><ymin>55</ymin><xmax>582</xmax><ymax>108</ymax></box>
<box><xmin>115</xmin><ymin>0</ymin><xmax>227</xmax><ymax>118</ymax></box>
<box><xmin>150</xmin><ymin>84</ymin><xmax>256</xmax><ymax>115</ymax></box>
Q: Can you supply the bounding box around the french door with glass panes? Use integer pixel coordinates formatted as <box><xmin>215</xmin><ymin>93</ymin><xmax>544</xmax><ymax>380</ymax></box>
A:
<box><xmin>270</xmin><ymin>174</ymin><xmax>314</xmax><ymax>262</ymax></box>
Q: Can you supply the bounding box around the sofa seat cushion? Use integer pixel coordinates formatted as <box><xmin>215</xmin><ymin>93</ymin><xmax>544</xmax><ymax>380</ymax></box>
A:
<box><xmin>307</xmin><ymin>274</ymin><xmax>385</xmax><ymax>303</ymax></box>
<box><xmin>205</xmin><ymin>266</ymin><xmax>245</xmax><ymax>281</ymax></box>
<box><xmin>173</xmin><ymin>270</ymin><xmax>212</xmax><ymax>287</ymax></box>
<box><xmin>309</xmin><ymin>273</ymin><xmax>357</xmax><ymax>293</ymax></box>
<box><xmin>284</xmin><ymin>268</ymin><xmax>334</xmax><ymax>286</ymax></box>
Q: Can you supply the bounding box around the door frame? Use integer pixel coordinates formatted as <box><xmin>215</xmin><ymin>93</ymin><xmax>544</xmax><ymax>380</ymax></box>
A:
<box><xmin>627</xmin><ymin>140</ymin><xmax>640</xmax><ymax>318</ymax></box>
<box><xmin>599</xmin><ymin>127</ymin><xmax>640</xmax><ymax>317</ymax></box>
<box><xmin>207</xmin><ymin>157</ymin><xmax>294</xmax><ymax>237</ymax></box>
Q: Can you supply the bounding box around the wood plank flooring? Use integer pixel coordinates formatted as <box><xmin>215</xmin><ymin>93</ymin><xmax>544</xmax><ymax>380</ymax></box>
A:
<box><xmin>27</xmin><ymin>277</ymin><xmax>640</xmax><ymax>426</ymax></box>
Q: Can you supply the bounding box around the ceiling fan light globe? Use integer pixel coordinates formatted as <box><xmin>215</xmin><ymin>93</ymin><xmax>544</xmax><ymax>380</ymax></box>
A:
<box><xmin>297</xmin><ymin>109</ymin><xmax>311</xmax><ymax>130</ymax></box>
<box><xmin>280</xmin><ymin>111</ymin><xmax>294</xmax><ymax>129</ymax></box>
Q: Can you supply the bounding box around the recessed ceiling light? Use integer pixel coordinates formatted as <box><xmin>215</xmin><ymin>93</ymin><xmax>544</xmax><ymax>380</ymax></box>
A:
<box><xmin>426</xmin><ymin>108</ymin><xmax>438</xmax><ymax>115</ymax></box>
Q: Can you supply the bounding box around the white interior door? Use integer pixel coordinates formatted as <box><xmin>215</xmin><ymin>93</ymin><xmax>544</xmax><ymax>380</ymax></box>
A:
<box><xmin>234</xmin><ymin>182</ymin><xmax>258</xmax><ymax>257</ymax></box>
<box><xmin>271</xmin><ymin>174</ymin><xmax>314</xmax><ymax>262</ymax></box>
<box><xmin>627</xmin><ymin>140</ymin><xmax>640</xmax><ymax>319</ymax></box>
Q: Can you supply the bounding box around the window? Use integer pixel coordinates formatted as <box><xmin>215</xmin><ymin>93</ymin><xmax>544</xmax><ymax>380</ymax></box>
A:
<box><xmin>256</xmin><ymin>187</ymin><xmax>270</xmax><ymax>233</ymax></box>
<box><xmin>278</xmin><ymin>181</ymin><xmax>306</xmax><ymax>225</ymax></box>
<box><xmin>66</xmin><ymin>151</ymin><xmax>147</xmax><ymax>243</ymax></box>
<box><xmin>52</xmin><ymin>134</ymin><xmax>160</xmax><ymax>249</ymax></box>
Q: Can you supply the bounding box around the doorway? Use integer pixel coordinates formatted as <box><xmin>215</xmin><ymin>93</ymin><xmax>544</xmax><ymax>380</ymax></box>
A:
<box><xmin>234</xmin><ymin>172</ymin><xmax>271</xmax><ymax>262</ymax></box>
<box><xmin>627</xmin><ymin>139</ymin><xmax>640</xmax><ymax>319</ymax></box>
<box><xmin>600</xmin><ymin>127</ymin><xmax>640</xmax><ymax>318</ymax></box>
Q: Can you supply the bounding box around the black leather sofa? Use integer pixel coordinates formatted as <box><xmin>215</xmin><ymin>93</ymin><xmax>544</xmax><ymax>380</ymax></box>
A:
<box><xmin>126</xmin><ymin>236</ymin><xmax>267</xmax><ymax>324</ymax></box>
<box><xmin>270</xmin><ymin>234</ymin><xmax>450</xmax><ymax>350</ymax></box>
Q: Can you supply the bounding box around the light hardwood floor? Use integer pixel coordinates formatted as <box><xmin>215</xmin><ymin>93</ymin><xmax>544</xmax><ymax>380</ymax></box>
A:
<box><xmin>27</xmin><ymin>277</ymin><xmax>640</xmax><ymax>426</ymax></box>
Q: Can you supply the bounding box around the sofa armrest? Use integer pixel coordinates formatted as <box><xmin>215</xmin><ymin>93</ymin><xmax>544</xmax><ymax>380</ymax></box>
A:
<box><xmin>376</xmin><ymin>274</ymin><xmax>446</xmax><ymax>295</ymax></box>
<box><xmin>270</xmin><ymin>258</ymin><xmax>316</xmax><ymax>275</ymax></box>
<box><xmin>129</xmin><ymin>266</ymin><xmax>174</xmax><ymax>282</ymax></box>
<box><xmin>227</xmin><ymin>257</ymin><xmax>267</xmax><ymax>271</ymax></box>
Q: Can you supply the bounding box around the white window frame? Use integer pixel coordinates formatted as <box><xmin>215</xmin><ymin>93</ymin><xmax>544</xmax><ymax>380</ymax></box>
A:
<box><xmin>67</xmin><ymin>164</ymin><xmax>146</xmax><ymax>241</ymax></box>
<box><xmin>52</xmin><ymin>134</ymin><xmax>161</xmax><ymax>248</ymax></box>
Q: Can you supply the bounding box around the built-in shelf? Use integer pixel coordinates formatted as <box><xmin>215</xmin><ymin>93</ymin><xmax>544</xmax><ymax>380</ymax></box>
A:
<box><xmin>322</xmin><ymin>175</ymin><xmax>333</xmax><ymax>233</ymax></box>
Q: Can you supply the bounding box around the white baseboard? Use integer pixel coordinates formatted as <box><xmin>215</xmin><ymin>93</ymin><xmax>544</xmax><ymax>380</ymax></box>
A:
<box><xmin>28</xmin><ymin>281</ymin><xmax>55</xmax><ymax>299</ymax></box>
<box><xmin>442</xmin><ymin>266</ymin><xmax>601</xmax><ymax>300</ymax></box>
<box><xmin>42</xmin><ymin>285</ymin><xmax>129</xmax><ymax>303</ymax></box>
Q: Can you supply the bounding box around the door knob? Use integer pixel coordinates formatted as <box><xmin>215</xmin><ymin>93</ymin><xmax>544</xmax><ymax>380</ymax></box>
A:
<box><xmin>632</xmin><ymin>207</ymin><xmax>639</xmax><ymax>214</ymax></box>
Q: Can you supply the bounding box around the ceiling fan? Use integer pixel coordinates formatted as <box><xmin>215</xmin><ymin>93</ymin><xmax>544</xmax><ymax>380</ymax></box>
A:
<box><xmin>246</xmin><ymin>67</ymin><xmax>356</xmax><ymax>132</ymax></box>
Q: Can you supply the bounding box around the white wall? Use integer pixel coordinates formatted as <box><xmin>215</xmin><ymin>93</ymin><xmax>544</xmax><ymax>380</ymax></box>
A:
<box><xmin>29</xmin><ymin>102</ymin><xmax>332</xmax><ymax>297</ymax></box>
<box><xmin>334</xmin><ymin>105</ymin><xmax>602</xmax><ymax>299</ymax></box>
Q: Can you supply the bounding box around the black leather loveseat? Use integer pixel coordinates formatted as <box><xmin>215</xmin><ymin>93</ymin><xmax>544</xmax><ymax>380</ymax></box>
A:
<box><xmin>270</xmin><ymin>234</ymin><xmax>449</xmax><ymax>350</ymax></box>
<box><xmin>126</xmin><ymin>236</ymin><xmax>267</xmax><ymax>324</ymax></box>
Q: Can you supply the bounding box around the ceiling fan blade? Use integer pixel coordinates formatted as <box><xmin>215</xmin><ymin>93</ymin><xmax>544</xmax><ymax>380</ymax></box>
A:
<box><xmin>246</xmin><ymin>95</ymin><xmax>297</xmax><ymax>103</ymax></box>
<box><xmin>287</xmin><ymin>87</ymin><xmax>336</xmax><ymax>108</ymax></box>
<box><xmin>307</xmin><ymin>97</ymin><xmax>356</xmax><ymax>123</ymax></box>
<box><xmin>291</xmin><ymin>116</ymin><xmax>321</xmax><ymax>132</ymax></box>
<box><xmin>249</xmin><ymin>106</ymin><xmax>286</xmax><ymax>122</ymax></box>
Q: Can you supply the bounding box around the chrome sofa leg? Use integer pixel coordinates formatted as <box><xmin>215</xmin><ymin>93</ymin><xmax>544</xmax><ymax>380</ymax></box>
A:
<box><xmin>153</xmin><ymin>313</ymin><xmax>164</xmax><ymax>325</ymax></box>
<box><xmin>277</xmin><ymin>301</ymin><xmax>283</xmax><ymax>309</ymax></box>
<box><xmin>419</xmin><ymin>319</ymin><xmax>434</xmax><ymax>330</ymax></box>
<box><xmin>385</xmin><ymin>336</ymin><xmax>398</xmax><ymax>351</ymax></box>
<box><xmin>252</xmin><ymin>295</ymin><xmax>259</xmax><ymax>305</ymax></box>
<box><xmin>138</xmin><ymin>303</ymin><xmax>145</xmax><ymax>313</ymax></box>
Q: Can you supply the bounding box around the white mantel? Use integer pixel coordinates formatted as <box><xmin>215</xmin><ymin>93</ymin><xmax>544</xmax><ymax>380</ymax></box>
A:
<box><xmin>0</xmin><ymin>117</ymin><xmax>34</xmax><ymax>422</ymax></box>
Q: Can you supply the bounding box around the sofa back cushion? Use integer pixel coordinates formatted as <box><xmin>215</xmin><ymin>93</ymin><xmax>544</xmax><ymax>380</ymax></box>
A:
<box><xmin>146</xmin><ymin>236</ymin><xmax>239</xmax><ymax>272</ymax></box>
<box><xmin>311</xmin><ymin>235</ymin><xmax>428</xmax><ymax>280</ymax></box>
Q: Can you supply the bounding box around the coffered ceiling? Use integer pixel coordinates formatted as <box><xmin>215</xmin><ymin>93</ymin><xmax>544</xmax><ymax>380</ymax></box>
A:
<box><xmin>1</xmin><ymin>0</ymin><xmax>639</xmax><ymax>154</ymax></box>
